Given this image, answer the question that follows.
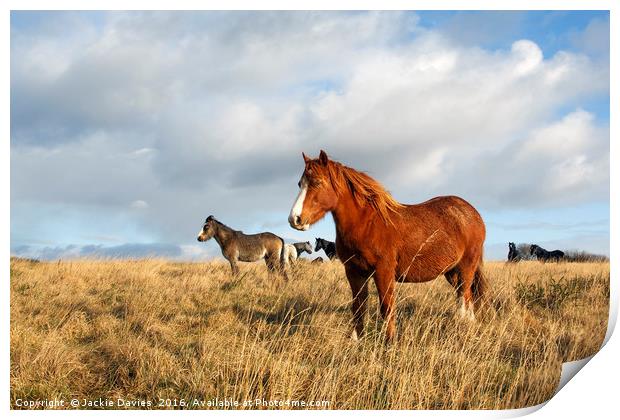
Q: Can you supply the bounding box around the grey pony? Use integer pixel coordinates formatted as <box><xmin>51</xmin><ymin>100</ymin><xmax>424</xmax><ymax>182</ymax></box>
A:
<box><xmin>197</xmin><ymin>216</ymin><xmax>288</xmax><ymax>280</ymax></box>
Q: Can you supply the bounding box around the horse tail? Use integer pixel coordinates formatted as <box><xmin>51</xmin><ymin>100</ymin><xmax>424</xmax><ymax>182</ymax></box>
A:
<box><xmin>472</xmin><ymin>257</ymin><xmax>488</xmax><ymax>310</ymax></box>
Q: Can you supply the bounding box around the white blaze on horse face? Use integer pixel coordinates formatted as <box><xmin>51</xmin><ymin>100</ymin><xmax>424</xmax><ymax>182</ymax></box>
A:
<box><xmin>289</xmin><ymin>176</ymin><xmax>310</xmax><ymax>231</ymax></box>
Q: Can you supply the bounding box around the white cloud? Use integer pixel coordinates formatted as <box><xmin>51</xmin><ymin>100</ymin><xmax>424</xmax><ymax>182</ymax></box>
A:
<box><xmin>455</xmin><ymin>110</ymin><xmax>609</xmax><ymax>208</ymax></box>
<box><xmin>178</xmin><ymin>244</ymin><xmax>216</xmax><ymax>261</ymax></box>
<box><xmin>511</xmin><ymin>39</ymin><xmax>543</xmax><ymax>75</ymax></box>
<box><xmin>130</xmin><ymin>200</ymin><xmax>149</xmax><ymax>209</ymax></box>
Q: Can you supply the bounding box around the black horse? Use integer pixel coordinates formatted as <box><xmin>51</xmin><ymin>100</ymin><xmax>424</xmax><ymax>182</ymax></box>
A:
<box><xmin>530</xmin><ymin>244</ymin><xmax>565</xmax><ymax>262</ymax></box>
<box><xmin>507</xmin><ymin>242</ymin><xmax>521</xmax><ymax>262</ymax></box>
<box><xmin>315</xmin><ymin>238</ymin><xmax>337</xmax><ymax>260</ymax></box>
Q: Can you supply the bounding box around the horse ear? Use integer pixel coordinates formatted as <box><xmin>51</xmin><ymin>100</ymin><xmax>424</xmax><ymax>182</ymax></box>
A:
<box><xmin>302</xmin><ymin>152</ymin><xmax>311</xmax><ymax>163</ymax></box>
<box><xmin>319</xmin><ymin>150</ymin><xmax>329</xmax><ymax>165</ymax></box>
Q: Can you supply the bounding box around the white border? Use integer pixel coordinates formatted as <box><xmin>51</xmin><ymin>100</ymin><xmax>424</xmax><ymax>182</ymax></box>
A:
<box><xmin>3</xmin><ymin>1</ymin><xmax>616</xmax><ymax>419</ymax></box>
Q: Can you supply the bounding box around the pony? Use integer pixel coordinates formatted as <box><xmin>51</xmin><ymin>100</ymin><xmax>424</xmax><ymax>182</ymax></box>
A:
<box><xmin>288</xmin><ymin>151</ymin><xmax>487</xmax><ymax>342</ymax></box>
<box><xmin>284</xmin><ymin>244</ymin><xmax>297</xmax><ymax>265</ymax></box>
<box><xmin>197</xmin><ymin>216</ymin><xmax>288</xmax><ymax>280</ymax></box>
<box><xmin>314</xmin><ymin>238</ymin><xmax>337</xmax><ymax>260</ymax></box>
<box><xmin>530</xmin><ymin>244</ymin><xmax>564</xmax><ymax>262</ymax></box>
<box><xmin>294</xmin><ymin>241</ymin><xmax>313</xmax><ymax>257</ymax></box>
<box><xmin>284</xmin><ymin>241</ymin><xmax>313</xmax><ymax>265</ymax></box>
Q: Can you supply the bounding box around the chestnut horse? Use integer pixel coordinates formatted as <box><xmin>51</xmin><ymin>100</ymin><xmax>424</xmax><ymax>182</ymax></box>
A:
<box><xmin>288</xmin><ymin>151</ymin><xmax>487</xmax><ymax>342</ymax></box>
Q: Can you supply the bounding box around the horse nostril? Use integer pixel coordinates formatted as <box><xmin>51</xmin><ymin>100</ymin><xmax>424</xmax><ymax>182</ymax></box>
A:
<box><xmin>294</xmin><ymin>216</ymin><xmax>301</xmax><ymax>226</ymax></box>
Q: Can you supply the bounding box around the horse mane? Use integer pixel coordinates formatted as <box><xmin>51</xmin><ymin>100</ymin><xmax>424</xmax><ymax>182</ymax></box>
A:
<box><xmin>307</xmin><ymin>158</ymin><xmax>404</xmax><ymax>225</ymax></box>
<box><xmin>207</xmin><ymin>216</ymin><xmax>241</xmax><ymax>234</ymax></box>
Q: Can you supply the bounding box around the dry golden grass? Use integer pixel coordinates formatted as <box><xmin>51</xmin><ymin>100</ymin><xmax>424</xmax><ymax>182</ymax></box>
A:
<box><xmin>10</xmin><ymin>258</ymin><xmax>609</xmax><ymax>410</ymax></box>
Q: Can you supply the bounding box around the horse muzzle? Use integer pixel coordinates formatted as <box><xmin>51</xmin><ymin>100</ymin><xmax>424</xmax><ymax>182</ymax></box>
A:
<box><xmin>288</xmin><ymin>215</ymin><xmax>310</xmax><ymax>231</ymax></box>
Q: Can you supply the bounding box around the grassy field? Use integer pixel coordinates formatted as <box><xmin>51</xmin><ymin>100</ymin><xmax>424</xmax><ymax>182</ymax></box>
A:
<box><xmin>10</xmin><ymin>258</ymin><xmax>609</xmax><ymax>409</ymax></box>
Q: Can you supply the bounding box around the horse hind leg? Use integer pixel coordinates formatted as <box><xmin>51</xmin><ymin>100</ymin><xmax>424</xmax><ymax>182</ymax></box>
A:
<box><xmin>279</xmin><ymin>257</ymin><xmax>289</xmax><ymax>282</ymax></box>
<box><xmin>459</xmin><ymin>285</ymin><xmax>476</xmax><ymax>321</ymax></box>
<box><xmin>453</xmin><ymin>263</ymin><xmax>478</xmax><ymax>321</ymax></box>
<box><xmin>446</xmin><ymin>269</ymin><xmax>465</xmax><ymax>315</ymax></box>
<box><xmin>265</xmin><ymin>255</ymin><xmax>276</xmax><ymax>275</ymax></box>
<box><xmin>266</xmin><ymin>253</ymin><xmax>288</xmax><ymax>283</ymax></box>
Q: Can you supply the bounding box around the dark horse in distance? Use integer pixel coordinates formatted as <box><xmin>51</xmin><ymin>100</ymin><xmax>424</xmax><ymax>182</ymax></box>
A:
<box><xmin>197</xmin><ymin>216</ymin><xmax>288</xmax><ymax>280</ymax></box>
<box><xmin>530</xmin><ymin>244</ymin><xmax>564</xmax><ymax>262</ymax></box>
<box><xmin>288</xmin><ymin>151</ymin><xmax>487</xmax><ymax>342</ymax></box>
<box><xmin>315</xmin><ymin>238</ymin><xmax>337</xmax><ymax>260</ymax></box>
<box><xmin>507</xmin><ymin>242</ymin><xmax>521</xmax><ymax>262</ymax></box>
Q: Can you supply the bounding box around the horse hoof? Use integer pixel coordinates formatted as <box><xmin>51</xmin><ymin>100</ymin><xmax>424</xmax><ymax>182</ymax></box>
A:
<box><xmin>457</xmin><ymin>304</ymin><xmax>476</xmax><ymax>321</ymax></box>
<box><xmin>458</xmin><ymin>309</ymin><xmax>476</xmax><ymax>322</ymax></box>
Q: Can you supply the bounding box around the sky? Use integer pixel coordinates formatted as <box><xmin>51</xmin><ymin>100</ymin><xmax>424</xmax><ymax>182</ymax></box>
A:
<box><xmin>10</xmin><ymin>10</ymin><xmax>610</xmax><ymax>261</ymax></box>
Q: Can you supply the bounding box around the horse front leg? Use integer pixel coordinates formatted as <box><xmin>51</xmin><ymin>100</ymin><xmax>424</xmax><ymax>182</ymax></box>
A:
<box><xmin>345</xmin><ymin>265</ymin><xmax>370</xmax><ymax>341</ymax></box>
<box><xmin>374</xmin><ymin>264</ymin><xmax>397</xmax><ymax>343</ymax></box>
<box><xmin>223</xmin><ymin>248</ymin><xmax>240</xmax><ymax>277</ymax></box>
<box><xmin>229</xmin><ymin>259</ymin><xmax>240</xmax><ymax>277</ymax></box>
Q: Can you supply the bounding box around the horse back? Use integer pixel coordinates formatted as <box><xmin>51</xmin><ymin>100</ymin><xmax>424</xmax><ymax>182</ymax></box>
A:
<box><xmin>549</xmin><ymin>250</ymin><xmax>565</xmax><ymax>260</ymax></box>
<box><xmin>395</xmin><ymin>196</ymin><xmax>485</xmax><ymax>280</ymax></box>
<box><xmin>399</xmin><ymin>195</ymin><xmax>485</xmax><ymax>243</ymax></box>
<box><xmin>337</xmin><ymin>195</ymin><xmax>485</xmax><ymax>282</ymax></box>
<box><xmin>232</xmin><ymin>231</ymin><xmax>283</xmax><ymax>261</ymax></box>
